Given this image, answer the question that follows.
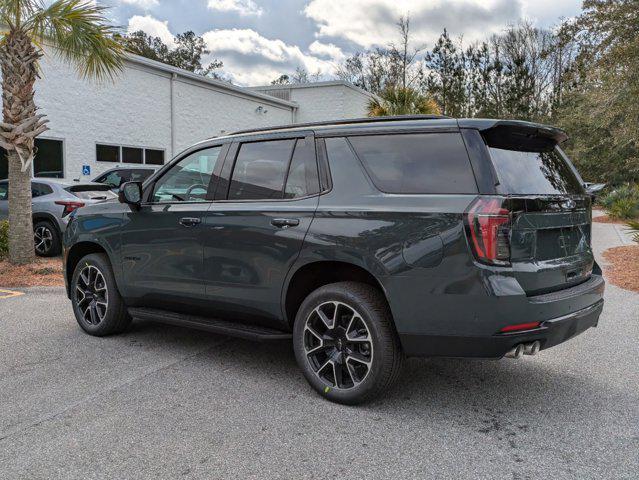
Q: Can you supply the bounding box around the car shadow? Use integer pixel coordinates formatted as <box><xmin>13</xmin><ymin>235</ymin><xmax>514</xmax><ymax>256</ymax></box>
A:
<box><xmin>128</xmin><ymin>320</ymin><xmax>614</xmax><ymax>424</ymax></box>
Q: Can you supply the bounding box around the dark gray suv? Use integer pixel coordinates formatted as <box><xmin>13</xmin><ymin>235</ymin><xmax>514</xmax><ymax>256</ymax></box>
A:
<box><xmin>63</xmin><ymin>116</ymin><xmax>605</xmax><ymax>404</ymax></box>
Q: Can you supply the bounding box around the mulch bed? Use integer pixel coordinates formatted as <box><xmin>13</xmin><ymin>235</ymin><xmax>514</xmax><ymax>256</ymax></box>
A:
<box><xmin>602</xmin><ymin>245</ymin><xmax>639</xmax><ymax>293</ymax></box>
<box><xmin>0</xmin><ymin>257</ymin><xmax>65</xmax><ymax>287</ymax></box>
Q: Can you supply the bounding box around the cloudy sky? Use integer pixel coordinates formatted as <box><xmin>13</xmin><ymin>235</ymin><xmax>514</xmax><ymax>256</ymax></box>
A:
<box><xmin>97</xmin><ymin>0</ymin><xmax>583</xmax><ymax>86</ymax></box>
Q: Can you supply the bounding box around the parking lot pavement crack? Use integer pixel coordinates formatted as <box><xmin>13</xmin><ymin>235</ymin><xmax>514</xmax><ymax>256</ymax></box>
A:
<box><xmin>0</xmin><ymin>337</ymin><xmax>230</xmax><ymax>443</ymax></box>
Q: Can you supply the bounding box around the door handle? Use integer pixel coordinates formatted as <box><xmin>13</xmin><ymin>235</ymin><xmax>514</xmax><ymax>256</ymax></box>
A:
<box><xmin>271</xmin><ymin>218</ymin><xmax>300</xmax><ymax>228</ymax></box>
<box><xmin>179</xmin><ymin>217</ymin><xmax>201</xmax><ymax>227</ymax></box>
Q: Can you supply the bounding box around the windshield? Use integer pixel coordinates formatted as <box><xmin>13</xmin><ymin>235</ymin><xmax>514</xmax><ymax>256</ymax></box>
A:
<box><xmin>489</xmin><ymin>146</ymin><xmax>584</xmax><ymax>195</ymax></box>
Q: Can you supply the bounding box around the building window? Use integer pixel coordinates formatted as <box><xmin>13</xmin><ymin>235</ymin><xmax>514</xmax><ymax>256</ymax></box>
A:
<box><xmin>0</xmin><ymin>148</ymin><xmax>7</xmax><ymax>180</ymax></box>
<box><xmin>97</xmin><ymin>144</ymin><xmax>164</xmax><ymax>165</ymax></box>
<box><xmin>97</xmin><ymin>144</ymin><xmax>120</xmax><ymax>163</ymax></box>
<box><xmin>122</xmin><ymin>146</ymin><xmax>143</xmax><ymax>164</ymax></box>
<box><xmin>34</xmin><ymin>139</ymin><xmax>64</xmax><ymax>178</ymax></box>
<box><xmin>1</xmin><ymin>139</ymin><xmax>64</xmax><ymax>179</ymax></box>
<box><xmin>145</xmin><ymin>149</ymin><xmax>165</xmax><ymax>165</ymax></box>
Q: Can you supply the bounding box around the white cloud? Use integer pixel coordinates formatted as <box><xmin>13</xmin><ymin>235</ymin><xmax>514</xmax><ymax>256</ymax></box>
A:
<box><xmin>304</xmin><ymin>0</ymin><xmax>522</xmax><ymax>49</ymax></box>
<box><xmin>120</xmin><ymin>0</ymin><xmax>159</xmax><ymax>8</ymax></box>
<box><xmin>520</xmin><ymin>0</ymin><xmax>581</xmax><ymax>25</ymax></box>
<box><xmin>207</xmin><ymin>0</ymin><xmax>264</xmax><ymax>16</ymax></box>
<box><xmin>202</xmin><ymin>29</ymin><xmax>337</xmax><ymax>85</ymax></box>
<box><xmin>308</xmin><ymin>41</ymin><xmax>345</xmax><ymax>62</ymax></box>
<box><xmin>127</xmin><ymin>15</ymin><xmax>175</xmax><ymax>48</ymax></box>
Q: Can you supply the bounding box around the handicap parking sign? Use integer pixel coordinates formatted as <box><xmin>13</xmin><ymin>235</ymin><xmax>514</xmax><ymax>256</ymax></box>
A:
<box><xmin>82</xmin><ymin>165</ymin><xmax>91</xmax><ymax>176</ymax></box>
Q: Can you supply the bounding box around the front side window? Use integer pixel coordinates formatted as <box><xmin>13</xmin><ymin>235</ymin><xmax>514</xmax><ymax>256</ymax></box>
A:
<box><xmin>0</xmin><ymin>182</ymin><xmax>7</xmax><ymax>200</ymax></box>
<box><xmin>228</xmin><ymin>140</ymin><xmax>295</xmax><ymax>200</ymax></box>
<box><xmin>348</xmin><ymin>133</ymin><xmax>478</xmax><ymax>194</ymax></box>
<box><xmin>152</xmin><ymin>147</ymin><xmax>222</xmax><ymax>203</ymax></box>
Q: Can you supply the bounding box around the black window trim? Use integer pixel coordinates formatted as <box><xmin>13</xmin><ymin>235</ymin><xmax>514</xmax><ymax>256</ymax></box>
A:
<box><xmin>314</xmin><ymin>138</ymin><xmax>333</xmax><ymax>194</ymax></box>
<box><xmin>217</xmin><ymin>134</ymin><xmax>322</xmax><ymax>203</ymax></box>
<box><xmin>344</xmin><ymin>130</ymin><xmax>480</xmax><ymax>195</ymax></box>
<box><xmin>142</xmin><ymin>143</ymin><xmax>230</xmax><ymax>206</ymax></box>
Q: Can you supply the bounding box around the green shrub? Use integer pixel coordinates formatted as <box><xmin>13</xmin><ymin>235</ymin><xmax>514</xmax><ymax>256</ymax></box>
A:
<box><xmin>627</xmin><ymin>220</ymin><xmax>639</xmax><ymax>244</ymax></box>
<box><xmin>0</xmin><ymin>220</ymin><xmax>8</xmax><ymax>259</ymax></box>
<box><xmin>601</xmin><ymin>184</ymin><xmax>639</xmax><ymax>219</ymax></box>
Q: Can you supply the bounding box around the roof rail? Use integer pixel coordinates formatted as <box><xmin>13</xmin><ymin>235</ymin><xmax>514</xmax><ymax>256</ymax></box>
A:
<box><xmin>229</xmin><ymin>114</ymin><xmax>451</xmax><ymax>136</ymax></box>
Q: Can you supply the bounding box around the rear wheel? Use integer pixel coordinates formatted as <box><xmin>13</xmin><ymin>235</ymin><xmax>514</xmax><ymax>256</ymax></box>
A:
<box><xmin>33</xmin><ymin>220</ymin><xmax>61</xmax><ymax>257</ymax></box>
<box><xmin>70</xmin><ymin>253</ymin><xmax>131</xmax><ymax>336</ymax></box>
<box><xmin>293</xmin><ymin>281</ymin><xmax>403</xmax><ymax>405</ymax></box>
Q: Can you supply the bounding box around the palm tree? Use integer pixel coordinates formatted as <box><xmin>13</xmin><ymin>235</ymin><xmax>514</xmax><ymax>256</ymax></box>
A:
<box><xmin>367</xmin><ymin>86</ymin><xmax>441</xmax><ymax>117</ymax></box>
<box><xmin>0</xmin><ymin>0</ymin><xmax>123</xmax><ymax>264</ymax></box>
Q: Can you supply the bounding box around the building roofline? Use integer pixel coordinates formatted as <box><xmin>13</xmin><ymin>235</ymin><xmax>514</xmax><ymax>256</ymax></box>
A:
<box><xmin>126</xmin><ymin>53</ymin><xmax>299</xmax><ymax>109</ymax></box>
<box><xmin>249</xmin><ymin>80</ymin><xmax>374</xmax><ymax>98</ymax></box>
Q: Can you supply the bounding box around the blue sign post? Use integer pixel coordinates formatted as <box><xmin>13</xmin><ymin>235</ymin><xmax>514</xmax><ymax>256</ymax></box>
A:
<box><xmin>82</xmin><ymin>165</ymin><xmax>91</xmax><ymax>176</ymax></box>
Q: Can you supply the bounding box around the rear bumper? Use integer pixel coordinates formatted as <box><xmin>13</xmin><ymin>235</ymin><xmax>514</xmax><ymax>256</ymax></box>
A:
<box><xmin>399</xmin><ymin>275</ymin><xmax>605</xmax><ymax>358</ymax></box>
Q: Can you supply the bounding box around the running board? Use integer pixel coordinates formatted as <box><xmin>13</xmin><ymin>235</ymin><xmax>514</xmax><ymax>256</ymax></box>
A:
<box><xmin>128</xmin><ymin>307</ymin><xmax>292</xmax><ymax>342</ymax></box>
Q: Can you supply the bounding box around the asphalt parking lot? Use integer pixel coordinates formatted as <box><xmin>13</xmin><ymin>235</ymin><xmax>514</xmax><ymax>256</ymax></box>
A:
<box><xmin>1</xmin><ymin>223</ymin><xmax>638</xmax><ymax>479</ymax></box>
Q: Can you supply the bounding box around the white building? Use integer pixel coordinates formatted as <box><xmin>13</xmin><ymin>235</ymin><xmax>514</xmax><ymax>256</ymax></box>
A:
<box><xmin>0</xmin><ymin>52</ymin><xmax>373</xmax><ymax>181</ymax></box>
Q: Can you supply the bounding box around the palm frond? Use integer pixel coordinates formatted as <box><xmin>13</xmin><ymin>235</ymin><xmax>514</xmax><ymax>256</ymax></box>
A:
<box><xmin>0</xmin><ymin>0</ymin><xmax>38</xmax><ymax>29</ymax></box>
<box><xmin>367</xmin><ymin>86</ymin><xmax>441</xmax><ymax>117</ymax></box>
<box><xmin>25</xmin><ymin>0</ymin><xmax>124</xmax><ymax>81</ymax></box>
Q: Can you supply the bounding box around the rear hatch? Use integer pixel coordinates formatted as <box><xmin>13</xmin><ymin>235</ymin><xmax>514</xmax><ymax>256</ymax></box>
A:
<box><xmin>66</xmin><ymin>183</ymin><xmax>117</xmax><ymax>203</ymax></box>
<box><xmin>482</xmin><ymin>124</ymin><xmax>593</xmax><ymax>295</ymax></box>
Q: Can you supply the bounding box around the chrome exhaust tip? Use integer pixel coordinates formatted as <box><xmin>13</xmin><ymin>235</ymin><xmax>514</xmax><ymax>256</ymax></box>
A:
<box><xmin>524</xmin><ymin>340</ymin><xmax>541</xmax><ymax>356</ymax></box>
<box><xmin>505</xmin><ymin>343</ymin><xmax>525</xmax><ymax>359</ymax></box>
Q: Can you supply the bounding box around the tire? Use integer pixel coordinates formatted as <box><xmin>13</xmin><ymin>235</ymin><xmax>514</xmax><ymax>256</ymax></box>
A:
<box><xmin>33</xmin><ymin>220</ymin><xmax>61</xmax><ymax>257</ymax></box>
<box><xmin>70</xmin><ymin>253</ymin><xmax>131</xmax><ymax>336</ymax></box>
<box><xmin>293</xmin><ymin>281</ymin><xmax>404</xmax><ymax>405</ymax></box>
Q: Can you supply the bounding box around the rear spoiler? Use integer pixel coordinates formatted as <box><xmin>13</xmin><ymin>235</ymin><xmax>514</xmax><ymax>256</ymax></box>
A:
<box><xmin>66</xmin><ymin>183</ymin><xmax>112</xmax><ymax>193</ymax></box>
<box><xmin>460</xmin><ymin>119</ymin><xmax>568</xmax><ymax>152</ymax></box>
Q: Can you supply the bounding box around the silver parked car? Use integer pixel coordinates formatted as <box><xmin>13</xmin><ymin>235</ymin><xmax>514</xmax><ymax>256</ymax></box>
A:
<box><xmin>0</xmin><ymin>178</ymin><xmax>117</xmax><ymax>257</ymax></box>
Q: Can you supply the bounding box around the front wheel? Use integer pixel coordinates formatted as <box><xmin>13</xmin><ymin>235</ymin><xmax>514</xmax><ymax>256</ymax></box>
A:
<box><xmin>70</xmin><ymin>253</ymin><xmax>131</xmax><ymax>336</ymax></box>
<box><xmin>293</xmin><ymin>281</ymin><xmax>404</xmax><ymax>405</ymax></box>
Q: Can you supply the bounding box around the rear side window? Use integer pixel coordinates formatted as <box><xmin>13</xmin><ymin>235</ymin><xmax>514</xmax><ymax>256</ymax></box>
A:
<box><xmin>97</xmin><ymin>170</ymin><xmax>129</xmax><ymax>188</ymax></box>
<box><xmin>348</xmin><ymin>133</ymin><xmax>478</xmax><ymax>194</ymax></box>
<box><xmin>229</xmin><ymin>140</ymin><xmax>295</xmax><ymax>200</ymax></box>
<box><xmin>32</xmin><ymin>183</ymin><xmax>53</xmax><ymax>197</ymax></box>
<box><xmin>488</xmin><ymin>147</ymin><xmax>584</xmax><ymax>195</ymax></box>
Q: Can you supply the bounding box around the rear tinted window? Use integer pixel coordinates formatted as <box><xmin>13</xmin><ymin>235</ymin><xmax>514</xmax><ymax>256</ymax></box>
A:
<box><xmin>229</xmin><ymin>140</ymin><xmax>295</xmax><ymax>200</ymax></box>
<box><xmin>32</xmin><ymin>183</ymin><xmax>53</xmax><ymax>197</ymax></box>
<box><xmin>348</xmin><ymin>133</ymin><xmax>478</xmax><ymax>194</ymax></box>
<box><xmin>489</xmin><ymin>147</ymin><xmax>584</xmax><ymax>195</ymax></box>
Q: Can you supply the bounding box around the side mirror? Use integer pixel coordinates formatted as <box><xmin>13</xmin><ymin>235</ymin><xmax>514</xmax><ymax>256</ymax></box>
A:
<box><xmin>585</xmin><ymin>182</ymin><xmax>606</xmax><ymax>199</ymax></box>
<box><xmin>118</xmin><ymin>181</ymin><xmax>142</xmax><ymax>209</ymax></box>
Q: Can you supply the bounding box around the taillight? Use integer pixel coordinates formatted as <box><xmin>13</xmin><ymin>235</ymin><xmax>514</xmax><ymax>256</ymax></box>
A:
<box><xmin>499</xmin><ymin>321</ymin><xmax>541</xmax><ymax>333</ymax></box>
<box><xmin>55</xmin><ymin>200</ymin><xmax>85</xmax><ymax>217</ymax></box>
<box><xmin>465</xmin><ymin>196</ymin><xmax>511</xmax><ymax>266</ymax></box>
